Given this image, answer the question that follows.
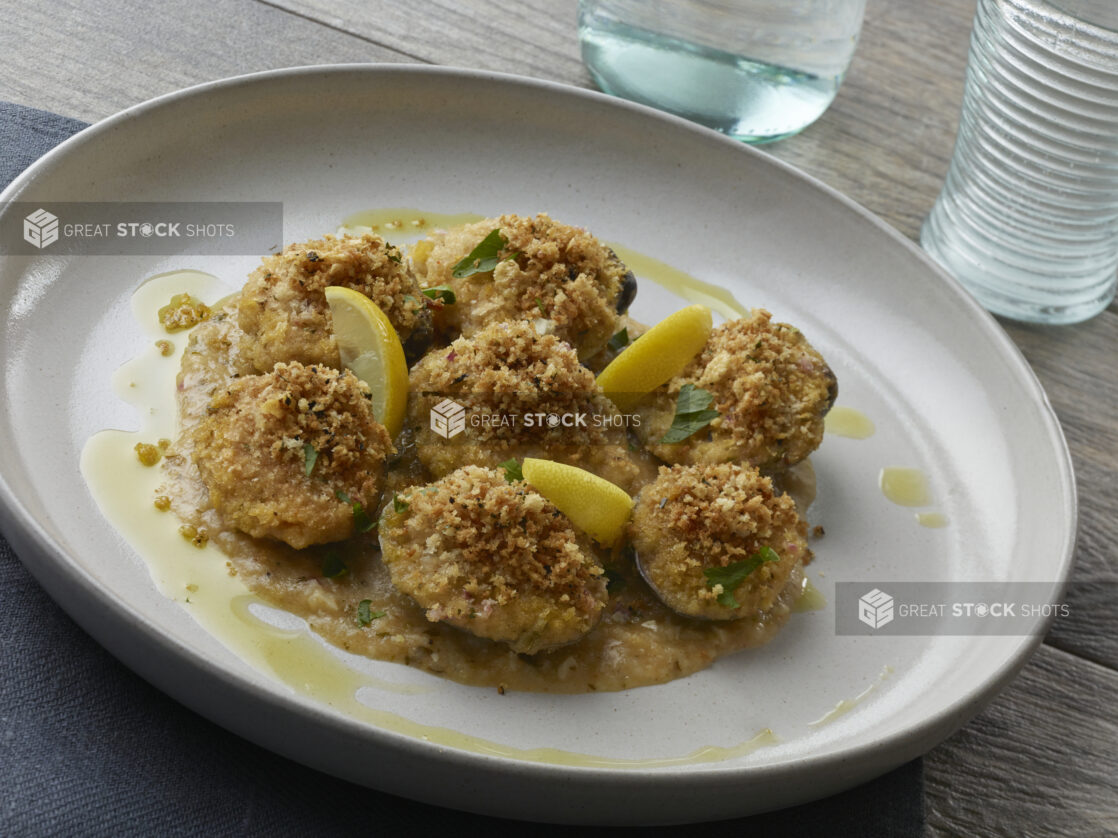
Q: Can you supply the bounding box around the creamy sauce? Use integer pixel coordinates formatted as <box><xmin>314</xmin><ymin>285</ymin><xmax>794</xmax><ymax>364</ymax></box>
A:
<box><xmin>81</xmin><ymin>211</ymin><xmax>851</xmax><ymax>763</ymax></box>
<box><xmin>807</xmin><ymin>665</ymin><xmax>894</xmax><ymax>728</ymax></box>
<box><xmin>824</xmin><ymin>406</ymin><xmax>875</xmax><ymax>439</ymax></box>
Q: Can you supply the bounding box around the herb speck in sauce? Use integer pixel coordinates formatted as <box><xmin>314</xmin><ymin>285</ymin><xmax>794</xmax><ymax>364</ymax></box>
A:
<box><xmin>357</xmin><ymin>599</ymin><xmax>386</xmax><ymax>626</ymax></box>
<box><xmin>322</xmin><ymin>552</ymin><xmax>348</xmax><ymax>579</ymax></box>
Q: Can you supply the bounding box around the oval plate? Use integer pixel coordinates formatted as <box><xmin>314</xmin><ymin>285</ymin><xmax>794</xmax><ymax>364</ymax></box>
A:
<box><xmin>0</xmin><ymin>66</ymin><xmax>1075</xmax><ymax>824</ymax></box>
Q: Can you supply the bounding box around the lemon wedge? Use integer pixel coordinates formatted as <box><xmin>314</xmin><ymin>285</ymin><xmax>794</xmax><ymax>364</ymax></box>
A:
<box><xmin>324</xmin><ymin>286</ymin><xmax>408</xmax><ymax>438</ymax></box>
<box><xmin>521</xmin><ymin>458</ymin><xmax>634</xmax><ymax>546</ymax></box>
<box><xmin>596</xmin><ymin>304</ymin><xmax>713</xmax><ymax>411</ymax></box>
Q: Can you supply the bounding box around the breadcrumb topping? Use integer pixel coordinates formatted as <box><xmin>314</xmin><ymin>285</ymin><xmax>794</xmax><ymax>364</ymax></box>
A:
<box><xmin>412</xmin><ymin>321</ymin><xmax>615</xmax><ymax>445</ymax></box>
<box><xmin>630</xmin><ymin>463</ymin><xmax>807</xmax><ymax>620</ymax></box>
<box><xmin>641</xmin><ymin>310</ymin><xmax>836</xmax><ymax>469</ymax></box>
<box><xmin>191</xmin><ymin>361</ymin><xmax>393</xmax><ymax>549</ymax></box>
<box><xmin>407</xmin><ymin>321</ymin><xmax>639</xmax><ymax>489</ymax></box>
<box><xmin>414</xmin><ymin>213</ymin><xmax>631</xmax><ymax>358</ymax></box>
<box><xmin>238</xmin><ymin>233</ymin><xmax>431</xmax><ymax>373</ymax></box>
<box><xmin>379</xmin><ymin>466</ymin><xmax>608</xmax><ymax>654</ymax></box>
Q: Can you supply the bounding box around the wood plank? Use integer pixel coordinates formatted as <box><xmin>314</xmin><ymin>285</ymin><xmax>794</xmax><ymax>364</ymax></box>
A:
<box><xmin>925</xmin><ymin>643</ymin><xmax>1118</xmax><ymax>837</ymax></box>
<box><xmin>0</xmin><ymin>0</ymin><xmax>417</xmax><ymax>122</ymax></box>
<box><xmin>261</xmin><ymin>0</ymin><xmax>589</xmax><ymax>85</ymax></box>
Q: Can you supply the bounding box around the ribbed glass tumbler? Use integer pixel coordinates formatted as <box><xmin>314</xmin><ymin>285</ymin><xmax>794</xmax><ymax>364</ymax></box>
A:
<box><xmin>921</xmin><ymin>0</ymin><xmax>1118</xmax><ymax>324</ymax></box>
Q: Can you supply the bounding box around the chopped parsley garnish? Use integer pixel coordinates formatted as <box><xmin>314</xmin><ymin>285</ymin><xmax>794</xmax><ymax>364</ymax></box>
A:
<box><xmin>451</xmin><ymin>229</ymin><xmax>515</xmax><ymax>278</ymax></box>
<box><xmin>392</xmin><ymin>493</ymin><xmax>409</xmax><ymax>514</ymax></box>
<box><xmin>302</xmin><ymin>443</ymin><xmax>318</xmax><ymax>477</ymax></box>
<box><xmin>658</xmin><ymin>383</ymin><xmax>720</xmax><ymax>444</ymax></box>
<box><xmin>536</xmin><ymin>297</ymin><xmax>548</xmax><ymax>316</ymax></box>
<box><xmin>703</xmin><ymin>547</ymin><xmax>780</xmax><ymax>608</ymax></box>
<box><xmin>607</xmin><ymin>328</ymin><xmax>630</xmax><ymax>353</ymax></box>
<box><xmin>499</xmin><ymin>458</ymin><xmax>523</xmax><ymax>483</ymax></box>
<box><xmin>357</xmin><ymin>599</ymin><xmax>386</xmax><ymax>626</ymax></box>
<box><xmin>422</xmin><ymin>285</ymin><xmax>456</xmax><ymax>304</ymax></box>
<box><xmin>322</xmin><ymin>552</ymin><xmax>348</xmax><ymax>579</ymax></box>
<box><xmin>335</xmin><ymin>489</ymin><xmax>376</xmax><ymax>533</ymax></box>
<box><xmin>386</xmin><ymin>247</ymin><xmax>402</xmax><ymax>264</ymax></box>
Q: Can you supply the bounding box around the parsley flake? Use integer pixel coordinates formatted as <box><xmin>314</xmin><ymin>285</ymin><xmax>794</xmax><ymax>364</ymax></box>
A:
<box><xmin>322</xmin><ymin>552</ymin><xmax>348</xmax><ymax>579</ymax></box>
<box><xmin>422</xmin><ymin>285</ymin><xmax>456</xmax><ymax>304</ymax></box>
<box><xmin>357</xmin><ymin>599</ymin><xmax>387</xmax><ymax>626</ymax></box>
<box><xmin>607</xmin><ymin>328</ymin><xmax>630</xmax><ymax>353</ymax></box>
<box><xmin>499</xmin><ymin>458</ymin><xmax>523</xmax><ymax>483</ymax></box>
<box><xmin>392</xmin><ymin>493</ymin><xmax>409</xmax><ymax>514</ymax></box>
<box><xmin>703</xmin><ymin>547</ymin><xmax>780</xmax><ymax>608</ymax></box>
<box><xmin>659</xmin><ymin>383</ymin><xmax>720</xmax><ymax>444</ymax></box>
<box><xmin>302</xmin><ymin>443</ymin><xmax>318</xmax><ymax>477</ymax></box>
<box><xmin>451</xmin><ymin>229</ymin><xmax>515</xmax><ymax>278</ymax></box>
<box><xmin>335</xmin><ymin>489</ymin><xmax>376</xmax><ymax>533</ymax></box>
<box><xmin>536</xmin><ymin>297</ymin><xmax>548</xmax><ymax>316</ymax></box>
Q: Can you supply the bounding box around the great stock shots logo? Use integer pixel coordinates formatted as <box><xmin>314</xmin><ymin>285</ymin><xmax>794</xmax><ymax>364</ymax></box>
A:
<box><xmin>858</xmin><ymin>588</ymin><xmax>895</xmax><ymax>629</ymax></box>
<box><xmin>23</xmin><ymin>208</ymin><xmax>59</xmax><ymax>249</ymax></box>
<box><xmin>430</xmin><ymin>399</ymin><xmax>467</xmax><ymax>439</ymax></box>
<box><xmin>837</xmin><ymin>582</ymin><xmax>1068</xmax><ymax>635</ymax></box>
<box><xmin>3</xmin><ymin>202</ymin><xmax>283</xmax><ymax>255</ymax></box>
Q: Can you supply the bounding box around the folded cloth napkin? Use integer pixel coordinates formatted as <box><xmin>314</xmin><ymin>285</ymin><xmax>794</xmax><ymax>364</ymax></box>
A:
<box><xmin>0</xmin><ymin>101</ymin><xmax>924</xmax><ymax>837</ymax></box>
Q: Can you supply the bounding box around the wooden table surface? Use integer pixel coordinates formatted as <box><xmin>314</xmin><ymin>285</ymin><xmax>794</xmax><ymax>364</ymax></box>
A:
<box><xmin>2</xmin><ymin>1</ymin><xmax>1115</xmax><ymax>834</ymax></box>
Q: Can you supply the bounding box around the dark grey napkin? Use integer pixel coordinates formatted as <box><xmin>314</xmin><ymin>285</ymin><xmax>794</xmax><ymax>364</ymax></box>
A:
<box><xmin>0</xmin><ymin>101</ymin><xmax>924</xmax><ymax>837</ymax></box>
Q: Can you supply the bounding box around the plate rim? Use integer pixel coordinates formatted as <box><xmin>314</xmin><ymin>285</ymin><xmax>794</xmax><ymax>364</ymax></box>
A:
<box><xmin>0</xmin><ymin>63</ymin><xmax>1078</xmax><ymax>818</ymax></box>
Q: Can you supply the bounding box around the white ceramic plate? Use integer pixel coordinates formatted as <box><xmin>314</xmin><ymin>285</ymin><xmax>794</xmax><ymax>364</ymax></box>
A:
<box><xmin>0</xmin><ymin>66</ymin><xmax>1075</xmax><ymax>824</ymax></box>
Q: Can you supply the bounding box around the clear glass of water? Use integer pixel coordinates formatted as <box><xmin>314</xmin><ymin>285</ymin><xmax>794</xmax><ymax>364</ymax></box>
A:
<box><xmin>921</xmin><ymin>0</ymin><xmax>1118</xmax><ymax>324</ymax></box>
<box><xmin>577</xmin><ymin>0</ymin><xmax>867</xmax><ymax>143</ymax></box>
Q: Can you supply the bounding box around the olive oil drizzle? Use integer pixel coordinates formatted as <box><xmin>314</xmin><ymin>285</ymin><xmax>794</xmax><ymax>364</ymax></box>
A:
<box><xmin>880</xmin><ymin>467</ymin><xmax>949</xmax><ymax>528</ymax></box>
<box><xmin>824</xmin><ymin>406</ymin><xmax>875</xmax><ymax>439</ymax></box>
<box><xmin>807</xmin><ymin>665</ymin><xmax>894</xmax><ymax>728</ymax></box>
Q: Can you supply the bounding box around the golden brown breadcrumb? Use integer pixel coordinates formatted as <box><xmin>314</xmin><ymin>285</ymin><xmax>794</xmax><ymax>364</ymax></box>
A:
<box><xmin>238</xmin><ymin>233</ymin><xmax>432</xmax><ymax>373</ymax></box>
<box><xmin>190</xmin><ymin>361</ymin><xmax>393</xmax><ymax>549</ymax></box>
<box><xmin>412</xmin><ymin>213</ymin><xmax>634</xmax><ymax>358</ymax></box>
<box><xmin>637</xmin><ymin>310</ymin><xmax>836</xmax><ymax>469</ymax></box>
<box><xmin>630</xmin><ymin>463</ymin><xmax>808</xmax><ymax>620</ymax></box>
<box><xmin>379</xmin><ymin>466</ymin><xmax>608</xmax><ymax>654</ymax></box>
<box><xmin>406</xmin><ymin>321</ymin><xmax>640</xmax><ymax>490</ymax></box>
